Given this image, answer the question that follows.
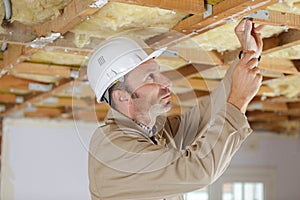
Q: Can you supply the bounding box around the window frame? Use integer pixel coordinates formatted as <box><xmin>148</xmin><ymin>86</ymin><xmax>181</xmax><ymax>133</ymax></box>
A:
<box><xmin>185</xmin><ymin>167</ymin><xmax>277</xmax><ymax>200</ymax></box>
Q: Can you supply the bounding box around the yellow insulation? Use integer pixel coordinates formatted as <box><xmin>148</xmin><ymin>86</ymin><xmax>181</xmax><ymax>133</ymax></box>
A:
<box><xmin>280</xmin><ymin>121</ymin><xmax>300</xmax><ymax>134</ymax></box>
<box><xmin>28</xmin><ymin>50</ymin><xmax>88</xmax><ymax>67</ymax></box>
<box><xmin>206</xmin><ymin>0</ymin><xmax>225</xmax><ymax>5</ymax></box>
<box><xmin>70</xmin><ymin>2</ymin><xmax>187</xmax><ymax>47</ymax></box>
<box><xmin>11</xmin><ymin>0</ymin><xmax>72</xmax><ymax>25</ymax></box>
<box><xmin>192</xmin><ymin>22</ymin><xmax>285</xmax><ymax>52</ymax></box>
<box><xmin>266</xmin><ymin>44</ymin><xmax>300</xmax><ymax>59</ymax></box>
<box><xmin>265</xmin><ymin>75</ymin><xmax>300</xmax><ymax>98</ymax></box>
<box><xmin>0</xmin><ymin>0</ymin><xmax>5</xmax><ymax>33</ymax></box>
<box><xmin>268</xmin><ymin>0</ymin><xmax>300</xmax><ymax>15</ymax></box>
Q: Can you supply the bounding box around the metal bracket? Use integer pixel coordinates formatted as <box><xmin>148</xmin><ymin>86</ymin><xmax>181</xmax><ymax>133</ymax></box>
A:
<box><xmin>0</xmin><ymin>105</ymin><xmax>6</xmax><ymax>112</ymax></box>
<box><xmin>70</xmin><ymin>70</ymin><xmax>79</xmax><ymax>78</ymax></box>
<box><xmin>28</xmin><ymin>33</ymin><xmax>61</xmax><ymax>49</ymax></box>
<box><xmin>90</xmin><ymin>0</ymin><xmax>108</xmax><ymax>8</ymax></box>
<box><xmin>246</xmin><ymin>10</ymin><xmax>269</xmax><ymax>20</ymax></box>
<box><xmin>203</xmin><ymin>4</ymin><xmax>213</xmax><ymax>19</ymax></box>
<box><xmin>161</xmin><ymin>49</ymin><xmax>179</xmax><ymax>58</ymax></box>
<box><xmin>24</xmin><ymin>106</ymin><xmax>37</xmax><ymax>112</ymax></box>
<box><xmin>16</xmin><ymin>96</ymin><xmax>24</xmax><ymax>103</ymax></box>
<box><xmin>42</xmin><ymin>97</ymin><xmax>59</xmax><ymax>104</ymax></box>
<box><xmin>28</xmin><ymin>83</ymin><xmax>53</xmax><ymax>92</ymax></box>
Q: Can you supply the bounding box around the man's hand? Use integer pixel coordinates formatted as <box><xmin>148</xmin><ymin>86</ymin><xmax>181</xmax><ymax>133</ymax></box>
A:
<box><xmin>228</xmin><ymin>51</ymin><xmax>262</xmax><ymax>114</ymax></box>
<box><xmin>227</xmin><ymin>19</ymin><xmax>265</xmax><ymax>114</ymax></box>
<box><xmin>235</xmin><ymin>18</ymin><xmax>264</xmax><ymax>58</ymax></box>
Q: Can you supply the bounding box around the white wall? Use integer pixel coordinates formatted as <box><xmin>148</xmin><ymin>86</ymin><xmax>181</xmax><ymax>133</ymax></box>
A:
<box><xmin>1</xmin><ymin>118</ymin><xmax>98</xmax><ymax>200</ymax></box>
<box><xmin>1</xmin><ymin>118</ymin><xmax>300</xmax><ymax>200</ymax></box>
<box><xmin>229</xmin><ymin>131</ymin><xmax>300</xmax><ymax>200</ymax></box>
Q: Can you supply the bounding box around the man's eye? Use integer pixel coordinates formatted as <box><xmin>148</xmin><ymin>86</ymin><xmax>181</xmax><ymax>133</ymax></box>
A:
<box><xmin>146</xmin><ymin>73</ymin><xmax>154</xmax><ymax>81</ymax></box>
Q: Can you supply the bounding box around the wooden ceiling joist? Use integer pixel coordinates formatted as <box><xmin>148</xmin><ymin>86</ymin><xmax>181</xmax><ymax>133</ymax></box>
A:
<box><xmin>0</xmin><ymin>75</ymin><xmax>49</xmax><ymax>91</ymax></box>
<box><xmin>170</xmin><ymin>47</ymin><xmax>223</xmax><ymax>65</ymax></box>
<box><xmin>172</xmin><ymin>77</ymin><xmax>275</xmax><ymax>97</ymax></box>
<box><xmin>0</xmin><ymin>93</ymin><xmax>23</xmax><ymax>104</ymax></box>
<box><xmin>35</xmin><ymin>97</ymin><xmax>93</xmax><ymax>108</ymax></box>
<box><xmin>3</xmin><ymin>44</ymin><xmax>24</xmax><ymax>69</ymax></box>
<box><xmin>110</xmin><ymin>0</ymin><xmax>204</xmax><ymax>15</ymax></box>
<box><xmin>146</xmin><ymin>0</ymin><xmax>278</xmax><ymax>48</ymax></box>
<box><xmin>248</xmin><ymin>101</ymin><xmax>288</xmax><ymax>112</ymax></box>
<box><xmin>11</xmin><ymin>63</ymin><xmax>76</xmax><ymax>78</ymax></box>
<box><xmin>163</xmin><ymin>63</ymin><xmax>215</xmax><ymax>81</ymax></box>
<box><xmin>254</xmin><ymin>9</ymin><xmax>300</xmax><ymax>30</ymax></box>
<box><xmin>260</xmin><ymin>56</ymin><xmax>299</xmax><ymax>74</ymax></box>
<box><xmin>247</xmin><ymin>110</ymin><xmax>289</xmax><ymax>122</ymax></box>
<box><xmin>24</xmin><ymin>107</ymin><xmax>64</xmax><ymax>118</ymax></box>
<box><xmin>0</xmin><ymin>79</ymin><xmax>73</xmax><ymax>117</ymax></box>
<box><xmin>263</xmin><ymin>29</ymin><xmax>300</xmax><ymax>55</ymax></box>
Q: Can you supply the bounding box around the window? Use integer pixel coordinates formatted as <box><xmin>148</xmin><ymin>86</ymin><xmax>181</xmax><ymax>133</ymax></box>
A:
<box><xmin>185</xmin><ymin>167</ymin><xmax>276</xmax><ymax>200</ymax></box>
<box><xmin>222</xmin><ymin>182</ymin><xmax>264</xmax><ymax>200</ymax></box>
<box><xmin>184</xmin><ymin>187</ymin><xmax>209</xmax><ymax>200</ymax></box>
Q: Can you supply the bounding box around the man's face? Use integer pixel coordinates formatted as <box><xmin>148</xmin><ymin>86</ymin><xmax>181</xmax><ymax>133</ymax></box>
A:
<box><xmin>125</xmin><ymin>59</ymin><xmax>172</xmax><ymax>118</ymax></box>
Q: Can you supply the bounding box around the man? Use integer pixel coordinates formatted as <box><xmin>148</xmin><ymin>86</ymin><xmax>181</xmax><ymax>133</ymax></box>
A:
<box><xmin>87</xmin><ymin>19</ymin><xmax>263</xmax><ymax>200</ymax></box>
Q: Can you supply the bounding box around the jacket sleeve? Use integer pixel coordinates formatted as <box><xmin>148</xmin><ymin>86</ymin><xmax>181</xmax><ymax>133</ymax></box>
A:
<box><xmin>167</xmin><ymin>59</ymin><xmax>242</xmax><ymax>149</ymax></box>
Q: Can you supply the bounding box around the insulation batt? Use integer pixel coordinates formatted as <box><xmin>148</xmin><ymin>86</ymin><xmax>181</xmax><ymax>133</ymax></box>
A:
<box><xmin>70</xmin><ymin>2</ymin><xmax>187</xmax><ymax>47</ymax></box>
<box><xmin>268</xmin><ymin>0</ymin><xmax>300</xmax><ymax>15</ymax></box>
<box><xmin>11</xmin><ymin>0</ymin><xmax>72</xmax><ymax>25</ymax></box>
<box><xmin>0</xmin><ymin>0</ymin><xmax>5</xmax><ymax>33</ymax></box>
<box><xmin>28</xmin><ymin>50</ymin><xmax>88</xmax><ymax>67</ymax></box>
<box><xmin>266</xmin><ymin>75</ymin><xmax>300</xmax><ymax>98</ymax></box>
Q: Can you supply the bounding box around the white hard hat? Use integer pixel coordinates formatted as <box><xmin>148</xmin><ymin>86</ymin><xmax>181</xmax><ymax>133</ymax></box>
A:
<box><xmin>87</xmin><ymin>37</ymin><xmax>166</xmax><ymax>103</ymax></box>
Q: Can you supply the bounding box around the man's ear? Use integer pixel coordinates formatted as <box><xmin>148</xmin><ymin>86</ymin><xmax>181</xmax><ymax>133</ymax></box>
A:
<box><xmin>111</xmin><ymin>90</ymin><xmax>129</xmax><ymax>104</ymax></box>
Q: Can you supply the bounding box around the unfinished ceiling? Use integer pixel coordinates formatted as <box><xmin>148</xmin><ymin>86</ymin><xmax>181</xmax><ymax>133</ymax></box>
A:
<box><xmin>0</xmin><ymin>0</ymin><xmax>300</xmax><ymax>135</ymax></box>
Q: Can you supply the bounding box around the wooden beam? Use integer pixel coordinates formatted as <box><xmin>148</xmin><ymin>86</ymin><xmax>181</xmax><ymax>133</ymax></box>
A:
<box><xmin>32</xmin><ymin>0</ymin><xmax>100</xmax><ymax>36</ymax></box>
<box><xmin>24</xmin><ymin>107</ymin><xmax>63</xmax><ymax>118</ymax></box>
<box><xmin>247</xmin><ymin>111</ymin><xmax>289</xmax><ymax>122</ymax></box>
<box><xmin>254</xmin><ymin>9</ymin><xmax>300</xmax><ymax>30</ymax></box>
<box><xmin>0</xmin><ymin>93</ymin><xmax>24</xmax><ymax>104</ymax></box>
<box><xmin>247</xmin><ymin>101</ymin><xmax>288</xmax><ymax>112</ymax></box>
<box><xmin>259</xmin><ymin>56</ymin><xmax>299</xmax><ymax>74</ymax></box>
<box><xmin>46</xmin><ymin>32</ymin><xmax>101</xmax><ymax>54</ymax></box>
<box><xmin>0</xmin><ymin>22</ymin><xmax>36</xmax><ymax>44</ymax></box>
<box><xmin>0</xmin><ymin>79</ymin><xmax>72</xmax><ymax>117</ymax></box>
<box><xmin>3</xmin><ymin>44</ymin><xmax>23</xmax><ymax>69</ymax></box>
<box><xmin>110</xmin><ymin>0</ymin><xmax>204</xmax><ymax>15</ymax></box>
<box><xmin>172</xmin><ymin>77</ymin><xmax>275</xmax><ymax>96</ymax></box>
<box><xmin>34</xmin><ymin>97</ymin><xmax>93</xmax><ymax>108</ymax></box>
<box><xmin>249</xmin><ymin>121</ymin><xmax>285</xmax><ymax>133</ymax></box>
<box><xmin>71</xmin><ymin>109</ymin><xmax>108</xmax><ymax>122</ymax></box>
<box><xmin>171</xmin><ymin>90</ymin><xmax>209</xmax><ymax>106</ymax></box>
<box><xmin>172</xmin><ymin>78</ymin><xmax>220</xmax><ymax>91</ymax></box>
<box><xmin>2</xmin><ymin>45</ymin><xmax>40</xmax><ymax>76</ymax></box>
<box><xmin>53</xmin><ymin>81</ymin><xmax>94</xmax><ymax>98</ymax></box>
<box><xmin>263</xmin><ymin>29</ymin><xmax>300</xmax><ymax>55</ymax></box>
<box><xmin>146</xmin><ymin>0</ymin><xmax>278</xmax><ymax>48</ymax></box>
<box><xmin>170</xmin><ymin>47</ymin><xmax>223</xmax><ymax>65</ymax></box>
<box><xmin>11</xmin><ymin>62</ymin><xmax>74</xmax><ymax>78</ymax></box>
<box><xmin>0</xmin><ymin>75</ymin><xmax>50</xmax><ymax>91</ymax></box>
<box><xmin>163</xmin><ymin>63</ymin><xmax>215</xmax><ymax>81</ymax></box>
<box><xmin>0</xmin><ymin>75</ymin><xmax>40</xmax><ymax>91</ymax></box>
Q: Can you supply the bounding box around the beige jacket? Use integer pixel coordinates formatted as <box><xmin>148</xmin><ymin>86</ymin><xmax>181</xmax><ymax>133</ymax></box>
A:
<box><xmin>88</xmin><ymin>61</ymin><xmax>252</xmax><ymax>200</ymax></box>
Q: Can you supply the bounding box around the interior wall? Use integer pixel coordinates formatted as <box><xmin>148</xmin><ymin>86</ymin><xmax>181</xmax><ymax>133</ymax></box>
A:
<box><xmin>1</xmin><ymin>118</ymin><xmax>97</xmax><ymax>200</ymax></box>
<box><xmin>1</xmin><ymin>118</ymin><xmax>300</xmax><ymax>200</ymax></box>
<box><xmin>229</xmin><ymin>131</ymin><xmax>300</xmax><ymax>200</ymax></box>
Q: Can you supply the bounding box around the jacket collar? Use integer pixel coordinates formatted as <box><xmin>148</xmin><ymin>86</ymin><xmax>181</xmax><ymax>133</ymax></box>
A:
<box><xmin>104</xmin><ymin>107</ymin><xmax>166</xmax><ymax>138</ymax></box>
